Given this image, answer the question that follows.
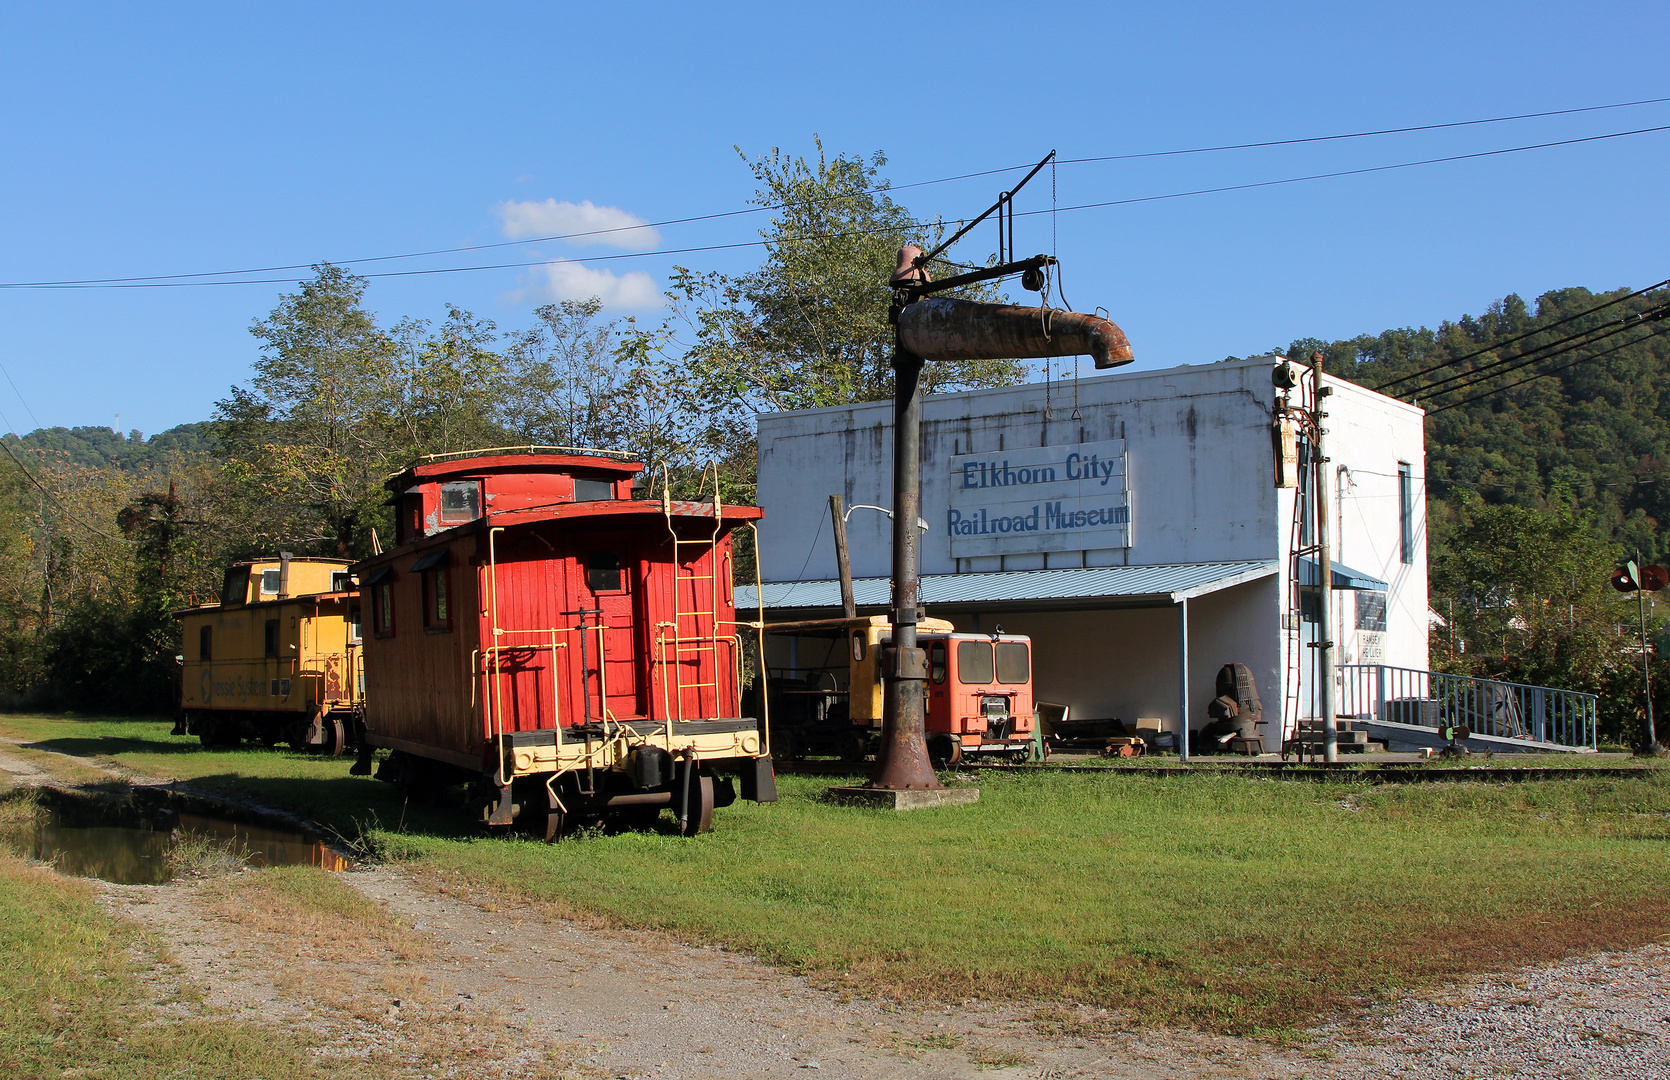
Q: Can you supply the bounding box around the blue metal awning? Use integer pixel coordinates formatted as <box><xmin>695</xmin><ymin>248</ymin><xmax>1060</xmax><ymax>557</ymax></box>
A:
<box><xmin>739</xmin><ymin>560</ymin><xmax>1277</xmax><ymax>613</ymax></box>
<box><xmin>1296</xmin><ymin>557</ymin><xmax>1388</xmax><ymax>591</ymax></box>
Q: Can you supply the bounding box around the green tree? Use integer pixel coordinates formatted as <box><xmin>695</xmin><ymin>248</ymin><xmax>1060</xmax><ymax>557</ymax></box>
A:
<box><xmin>216</xmin><ymin>265</ymin><xmax>514</xmax><ymax>556</ymax></box>
<box><xmin>649</xmin><ymin>140</ymin><xmax>1029</xmax><ymax>497</ymax></box>
<box><xmin>1429</xmin><ymin>498</ymin><xmax>1649</xmax><ymax>740</ymax></box>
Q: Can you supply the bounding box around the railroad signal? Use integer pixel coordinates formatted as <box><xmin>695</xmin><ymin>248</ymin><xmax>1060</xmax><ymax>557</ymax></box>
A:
<box><xmin>1612</xmin><ymin>560</ymin><xmax>1669</xmax><ymax>592</ymax></box>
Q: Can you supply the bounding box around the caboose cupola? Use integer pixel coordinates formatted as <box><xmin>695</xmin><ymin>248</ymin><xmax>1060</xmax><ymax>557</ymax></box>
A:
<box><xmin>386</xmin><ymin>449</ymin><xmax>645</xmax><ymax>546</ymax></box>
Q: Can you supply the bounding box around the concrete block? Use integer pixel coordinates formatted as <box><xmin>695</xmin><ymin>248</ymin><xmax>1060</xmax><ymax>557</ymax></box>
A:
<box><xmin>825</xmin><ymin>786</ymin><xmax>980</xmax><ymax>811</ymax></box>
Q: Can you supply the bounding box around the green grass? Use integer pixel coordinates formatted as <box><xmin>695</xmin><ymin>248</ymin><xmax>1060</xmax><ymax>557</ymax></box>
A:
<box><xmin>6</xmin><ymin>711</ymin><xmax>1670</xmax><ymax>1034</ymax></box>
<box><xmin>0</xmin><ymin>846</ymin><xmax>341</xmax><ymax>1078</ymax></box>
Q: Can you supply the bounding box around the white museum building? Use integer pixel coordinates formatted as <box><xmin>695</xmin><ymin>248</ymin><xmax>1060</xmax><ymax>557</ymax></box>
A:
<box><xmin>744</xmin><ymin>356</ymin><xmax>1431</xmax><ymax>751</ymax></box>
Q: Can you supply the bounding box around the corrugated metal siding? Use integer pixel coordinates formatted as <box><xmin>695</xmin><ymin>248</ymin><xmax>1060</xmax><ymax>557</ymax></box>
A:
<box><xmin>740</xmin><ymin>560</ymin><xmax>1277</xmax><ymax>611</ymax></box>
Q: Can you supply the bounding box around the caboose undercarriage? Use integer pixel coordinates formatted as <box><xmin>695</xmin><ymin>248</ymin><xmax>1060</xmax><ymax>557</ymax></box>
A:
<box><xmin>367</xmin><ymin>717</ymin><xmax>775</xmax><ymax>839</ymax></box>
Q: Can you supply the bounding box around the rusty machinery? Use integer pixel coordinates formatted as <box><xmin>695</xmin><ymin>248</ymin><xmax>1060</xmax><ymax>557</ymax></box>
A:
<box><xmin>869</xmin><ymin>152</ymin><xmax>1135</xmax><ymax>792</ymax></box>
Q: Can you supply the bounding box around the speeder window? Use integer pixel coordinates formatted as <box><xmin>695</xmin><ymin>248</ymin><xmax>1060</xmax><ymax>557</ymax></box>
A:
<box><xmin>957</xmin><ymin>640</ymin><xmax>994</xmax><ymax>684</ymax></box>
<box><xmin>439</xmin><ymin>481</ymin><xmax>481</xmax><ymax>523</ymax></box>
<box><xmin>995</xmin><ymin>642</ymin><xmax>1030</xmax><ymax>684</ymax></box>
<box><xmin>928</xmin><ymin>640</ymin><xmax>947</xmax><ymax>684</ymax></box>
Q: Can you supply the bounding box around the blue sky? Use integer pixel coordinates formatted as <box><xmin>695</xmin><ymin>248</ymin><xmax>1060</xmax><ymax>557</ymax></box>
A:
<box><xmin>1</xmin><ymin>1</ymin><xmax>1666</xmax><ymax>438</ymax></box>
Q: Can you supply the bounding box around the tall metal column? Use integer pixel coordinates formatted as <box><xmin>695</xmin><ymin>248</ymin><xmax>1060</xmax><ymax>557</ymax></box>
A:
<box><xmin>870</xmin><ymin>347</ymin><xmax>939</xmax><ymax>790</ymax></box>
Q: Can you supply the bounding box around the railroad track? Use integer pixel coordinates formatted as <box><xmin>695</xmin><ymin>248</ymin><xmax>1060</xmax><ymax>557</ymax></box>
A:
<box><xmin>773</xmin><ymin>759</ymin><xmax>1662</xmax><ymax>783</ymax></box>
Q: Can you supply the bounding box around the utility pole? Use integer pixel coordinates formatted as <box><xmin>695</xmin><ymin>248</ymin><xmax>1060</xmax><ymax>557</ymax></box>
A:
<box><xmin>829</xmin><ymin>494</ymin><xmax>857</xmax><ymax>620</ymax></box>
<box><xmin>1311</xmin><ymin>350</ymin><xmax>1339</xmax><ymax>764</ymax></box>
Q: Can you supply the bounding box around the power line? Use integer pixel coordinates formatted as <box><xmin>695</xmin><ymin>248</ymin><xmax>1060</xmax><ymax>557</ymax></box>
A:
<box><xmin>901</xmin><ymin>95</ymin><xmax>1670</xmax><ymax>187</ymax></box>
<box><xmin>1003</xmin><ymin>124</ymin><xmax>1670</xmax><ymax>227</ymax></box>
<box><xmin>1418</xmin><ymin>314</ymin><xmax>1661</xmax><ymax>405</ymax></box>
<box><xmin>1426</xmin><ymin>322</ymin><xmax>1670</xmax><ymax>415</ymax></box>
<box><xmin>1402</xmin><ymin>302</ymin><xmax>1670</xmax><ymax>401</ymax></box>
<box><xmin>1375</xmin><ymin>279</ymin><xmax>1670</xmax><ymax>394</ymax></box>
<box><xmin>0</xmin><ymin>437</ymin><xmax>136</xmax><ymax>543</ymax></box>
<box><xmin>3</xmin><ymin>111</ymin><xmax>1668</xmax><ymax>292</ymax></box>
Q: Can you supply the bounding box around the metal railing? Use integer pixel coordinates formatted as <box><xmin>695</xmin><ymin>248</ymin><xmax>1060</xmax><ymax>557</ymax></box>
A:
<box><xmin>1338</xmin><ymin>664</ymin><xmax>1598</xmax><ymax>750</ymax></box>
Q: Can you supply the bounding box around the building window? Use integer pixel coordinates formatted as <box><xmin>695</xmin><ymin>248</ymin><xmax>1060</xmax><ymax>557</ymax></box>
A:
<box><xmin>260</xmin><ymin>569</ymin><xmax>281</xmax><ymax>596</ymax></box>
<box><xmin>586</xmin><ymin>550</ymin><xmax>623</xmax><ymax>593</ymax></box>
<box><xmin>264</xmin><ymin>619</ymin><xmax>280</xmax><ymax>658</ymax></box>
<box><xmin>199</xmin><ymin>625</ymin><xmax>212</xmax><ymax>661</ymax></box>
<box><xmin>1398</xmin><ymin>462</ymin><xmax>1414</xmax><ymax>565</ymax></box>
<box><xmin>1297</xmin><ymin>437</ymin><xmax>1313</xmax><ymax>547</ymax></box>
<box><xmin>439</xmin><ymin>481</ymin><xmax>481</xmax><ymax>523</ymax></box>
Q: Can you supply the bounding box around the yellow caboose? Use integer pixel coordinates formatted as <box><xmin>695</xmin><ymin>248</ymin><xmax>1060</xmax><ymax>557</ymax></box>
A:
<box><xmin>178</xmin><ymin>556</ymin><xmax>362</xmax><ymax>753</ymax></box>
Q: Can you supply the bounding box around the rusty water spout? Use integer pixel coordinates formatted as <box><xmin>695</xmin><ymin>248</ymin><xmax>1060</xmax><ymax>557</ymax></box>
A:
<box><xmin>896</xmin><ymin>298</ymin><xmax>1134</xmax><ymax>370</ymax></box>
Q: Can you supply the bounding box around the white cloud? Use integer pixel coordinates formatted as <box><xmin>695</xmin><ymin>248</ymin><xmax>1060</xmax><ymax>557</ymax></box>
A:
<box><xmin>495</xmin><ymin>198</ymin><xmax>661</xmax><ymax>250</ymax></box>
<box><xmin>508</xmin><ymin>260</ymin><xmax>663</xmax><ymax>311</ymax></box>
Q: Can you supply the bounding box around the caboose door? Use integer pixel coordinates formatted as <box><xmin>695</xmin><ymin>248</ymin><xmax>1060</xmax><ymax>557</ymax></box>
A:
<box><xmin>578</xmin><ymin>538</ymin><xmax>646</xmax><ymax>720</ymax></box>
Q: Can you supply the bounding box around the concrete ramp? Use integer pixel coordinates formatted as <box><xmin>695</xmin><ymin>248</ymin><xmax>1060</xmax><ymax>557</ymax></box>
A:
<box><xmin>1363</xmin><ymin>718</ymin><xmax>1596</xmax><ymax>755</ymax></box>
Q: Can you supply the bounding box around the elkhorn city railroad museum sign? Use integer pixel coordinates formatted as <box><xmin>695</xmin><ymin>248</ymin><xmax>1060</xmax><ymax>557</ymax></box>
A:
<box><xmin>947</xmin><ymin>439</ymin><xmax>1131</xmax><ymax>557</ymax></box>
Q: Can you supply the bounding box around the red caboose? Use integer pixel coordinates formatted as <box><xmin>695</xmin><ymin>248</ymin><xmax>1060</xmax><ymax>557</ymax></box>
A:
<box><xmin>351</xmin><ymin>449</ymin><xmax>775</xmax><ymax>838</ymax></box>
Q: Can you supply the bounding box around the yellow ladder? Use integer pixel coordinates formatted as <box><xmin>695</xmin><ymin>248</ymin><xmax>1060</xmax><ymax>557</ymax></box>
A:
<box><xmin>659</xmin><ymin>463</ymin><xmax>724</xmax><ymax>721</ymax></box>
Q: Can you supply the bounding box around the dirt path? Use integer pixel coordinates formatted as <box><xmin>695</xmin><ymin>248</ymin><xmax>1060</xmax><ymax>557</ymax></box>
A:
<box><xmin>7</xmin><ymin>740</ymin><xmax>1668</xmax><ymax>1078</ymax></box>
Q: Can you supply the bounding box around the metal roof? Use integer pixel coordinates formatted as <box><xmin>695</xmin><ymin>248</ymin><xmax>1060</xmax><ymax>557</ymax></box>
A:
<box><xmin>739</xmin><ymin>560</ymin><xmax>1278</xmax><ymax>613</ymax></box>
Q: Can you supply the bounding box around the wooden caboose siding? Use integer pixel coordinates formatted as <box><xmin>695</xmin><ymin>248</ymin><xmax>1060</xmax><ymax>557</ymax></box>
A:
<box><xmin>360</xmin><ymin>534</ymin><xmax>484</xmax><ymax>760</ymax></box>
<box><xmin>354</xmin><ymin>458</ymin><xmax>764</xmax><ymax>769</ymax></box>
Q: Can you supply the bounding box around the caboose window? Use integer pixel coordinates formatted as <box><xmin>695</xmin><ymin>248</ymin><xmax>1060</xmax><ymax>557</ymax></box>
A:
<box><xmin>260</xmin><ymin>569</ymin><xmax>281</xmax><ymax>596</ymax></box>
<box><xmin>425</xmin><ymin>569</ymin><xmax>451</xmax><ymax>630</ymax></box>
<box><xmin>957</xmin><ymin>640</ymin><xmax>994</xmax><ymax>685</ymax></box>
<box><xmin>331</xmin><ymin>571</ymin><xmax>352</xmax><ymax>593</ymax></box>
<box><xmin>264</xmin><ymin>619</ymin><xmax>280</xmax><ymax>658</ymax></box>
<box><xmin>586</xmin><ymin>550</ymin><xmax>622</xmax><ymax>592</ymax></box>
<box><xmin>574</xmin><ymin>477</ymin><xmax>614</xmax><ymax>502</ymax></box>
<box><xmin>221</xmin><ymin>565</ymin><xmax>250</xmax><ymax>606</ymax></box>
<box><xmin>374</xmin><ymin>583</ymin><xmax>394</xmax><ymax>636</ymax></box>
<box><xmin>348</xmin><ymin>605</ymin><xmax>362</xmax><ymax>643</ymax></box>
<box><xmin>995</xmin><ymin>642</ymin><xmax>1030</xmax><ymax>685</ymax></box>
<box><xmin>198</xmin><ymin>625</ymin><xmax>212</xmax><ymax>661</ymax></box>
<box><xmin>439</xmin><ymin>481</ymin><xmax>481</xmax><ymax>523</ymax></box>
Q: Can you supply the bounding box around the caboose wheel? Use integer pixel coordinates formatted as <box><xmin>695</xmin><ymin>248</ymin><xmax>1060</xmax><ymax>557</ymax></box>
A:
<box><xmin>517</xmin><ymin>781</ymin><xmax>564</xmax><ymax>843</ymax></box>
<box><xmin>679</xmin><ymin>775</ymin><xmax>714</xmax><ymax>836</ymax></box>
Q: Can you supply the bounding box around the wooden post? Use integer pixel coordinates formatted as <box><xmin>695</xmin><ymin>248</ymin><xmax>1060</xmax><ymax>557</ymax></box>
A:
<box><xmin>830</xmin><ymin>494</ymin><xmax>856</xmax><ymax>620</ymax></box>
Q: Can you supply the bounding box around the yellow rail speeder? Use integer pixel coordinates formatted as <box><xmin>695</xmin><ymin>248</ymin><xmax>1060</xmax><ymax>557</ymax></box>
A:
<box><xmin>178</xmin><ymin>556</ymin><xmax>363</xmax><ymax>753</ymax></box>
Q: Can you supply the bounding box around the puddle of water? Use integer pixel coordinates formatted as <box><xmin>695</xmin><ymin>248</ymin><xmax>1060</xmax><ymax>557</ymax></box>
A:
<box><xmin>23</xmin><ymin>799</ymin><xmax>349</xmax><ymax>884</ymax></box>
